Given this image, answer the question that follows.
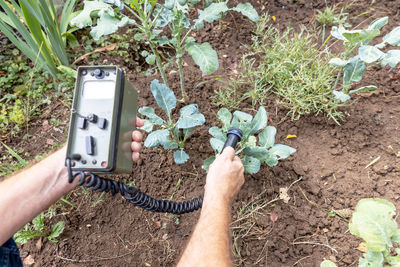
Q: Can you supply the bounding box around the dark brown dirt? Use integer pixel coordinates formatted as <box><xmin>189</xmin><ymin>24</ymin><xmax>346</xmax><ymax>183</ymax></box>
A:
<box><xmin>3</xmin><ymin>0</ymin><xmax>400</xmax><ymax>266</ymax></box>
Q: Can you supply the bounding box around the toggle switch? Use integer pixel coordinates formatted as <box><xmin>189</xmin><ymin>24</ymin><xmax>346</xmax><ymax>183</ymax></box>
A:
<box><xmin>78</xmin><ymin>117</ymin><xmax>87</xmax><ymax>129</ymax></box>
<box><xmin>86</xmin><ymin>136</ymin><xmax>95</xmax><ymax>155</ymax></box>
<box><xmin>98</xmin><ymin>118</ymin><xmax>107</xmax><ymax>129</ymax></box>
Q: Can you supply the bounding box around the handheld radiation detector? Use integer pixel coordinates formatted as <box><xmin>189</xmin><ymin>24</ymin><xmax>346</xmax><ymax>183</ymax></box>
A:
<box><xmin>66</xmin><ymin>66</ymin><xmax>138</xmax><ymax>174</ymax></box>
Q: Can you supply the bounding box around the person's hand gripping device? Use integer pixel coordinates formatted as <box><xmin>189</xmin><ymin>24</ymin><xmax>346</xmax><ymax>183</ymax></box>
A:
<box><xmin>65</xmin><ymin>66</ymin><xmax>243</xmax><ymax>215</ymax></box>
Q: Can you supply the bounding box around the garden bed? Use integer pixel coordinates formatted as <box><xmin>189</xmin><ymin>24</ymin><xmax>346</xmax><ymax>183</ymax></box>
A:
<box><xmin>2</xmin><ymin>0</ymin><xmax>400</xmax><ymax>266</ymax></box>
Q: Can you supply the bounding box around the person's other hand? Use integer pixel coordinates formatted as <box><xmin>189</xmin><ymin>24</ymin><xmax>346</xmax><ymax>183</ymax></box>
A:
<box><xmin>204</xmin><ymin>147</ymin><xmax>244</xmax><ymax>205</ymax></box>
<box><xmin>131</xmin><ymin>117</ymin><xmax>144</xmax><ymax>162</ymax></box>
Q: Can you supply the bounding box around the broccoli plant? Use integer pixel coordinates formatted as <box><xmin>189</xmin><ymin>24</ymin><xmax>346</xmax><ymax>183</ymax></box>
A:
<box><xmin>139</xmin><ymin>79</ymin><xmax>205</xmax><ymax>164</ymax></box>
<box><xmin>349</xmin><ymin>198</ymin><xmax>400</xmax><ymax>266</ymax></box>
<box><xmin>202</xmin><ymin>107</ymin><xmax>296</xmax><ymax>174</ymax></box>
<box><xmin>329</xmin><ymin>16</ymin><xmax>400</xmax><ymax>103</ymax></box>
<box><xmin>70</xmin><ymin>0</ymin><xmax>258</xmax><ymax>102</ymax></box>
<box><xmin>321</xmin><ymin>198</ymin><xmax>400</xmax><ymax>267</ymax></box>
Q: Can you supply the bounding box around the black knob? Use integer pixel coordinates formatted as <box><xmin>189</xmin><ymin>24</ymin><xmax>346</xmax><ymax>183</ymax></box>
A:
<box><xmin>221</xmin><ymin>128</ymin><xmax>242</xmax><ymax>153</ymax></box>
<box><xmin>93</xmin><ymin>69</ymin><xmax>105</xmax><ymax>79</ymax></box>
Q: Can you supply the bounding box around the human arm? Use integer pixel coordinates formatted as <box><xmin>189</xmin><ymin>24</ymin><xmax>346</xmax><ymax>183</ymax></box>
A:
<box><xmin>177</xmin><ymin>147</ymin><xmax>244</xmax><ymax>267</ymax></box>
<box><xmin>0</xmin><ymin>118</ymin><xmax>144</xmax><ymax>245</ymax></box>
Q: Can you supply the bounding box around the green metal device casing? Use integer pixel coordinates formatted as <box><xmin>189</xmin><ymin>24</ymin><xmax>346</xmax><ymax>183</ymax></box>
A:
<box><xmin>66</xmin><ymin>66</ymin><xmax>138</xmax><ymax>174</ymax></box>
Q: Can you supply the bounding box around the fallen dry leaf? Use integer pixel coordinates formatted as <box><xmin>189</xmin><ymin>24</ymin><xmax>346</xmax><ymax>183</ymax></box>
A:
<box><xmin>279</xmin><ymin>187</ymin><xmax>290</xmax><ymax>203</ymax></box>
<box><xmin>335</xmin><ymin>208</ymin><xmax>353</xmax><ymax>219</ymax></box>
<box><xmin>286</xmin><ymin>134</ymin><xmax>297</xmax><ymax>139</ymax></box>
<box><xmin>23</xmin><ymin>255</ymin><xmax>35</xmax><ymax>266</ymax></box>
<box><xmin>35</xmin><ymin>238</ymin><xmax>42</xmax><ymax>251</ymax></box>
<box><xmin>46</xmin><ymin>138</ymin><xmax>54</xmax><ymax>145</ymax></box>
<box><xmin>155</xmin><ymin>221</ymin><xmax>161</xmax><ymax>228</ymax></box>
<box><xmin>357</xmin><ymin>242</ymin><xmax>368</xmax><ymax>253</ymax></box>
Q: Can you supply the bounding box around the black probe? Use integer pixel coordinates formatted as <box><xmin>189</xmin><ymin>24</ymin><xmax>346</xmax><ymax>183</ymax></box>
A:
<box><xmin>66</xmin><ymin>128</ymin><xmax>243</xmax><ymax>214</ymax></box>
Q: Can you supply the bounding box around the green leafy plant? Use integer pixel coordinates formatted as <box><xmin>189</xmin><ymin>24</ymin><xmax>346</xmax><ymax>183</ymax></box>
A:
<box><xmin>70</xmin><ymin>0</ymin><xmax>258</xmax><ymax>102</ymax></box>
<box><xmin>14</xmin><ymin>212</ymin><xmax>65</xmax><ymax>244</ymax></box>
<box><xmin>323</xmin><ymin>198</ymin><xmax>400</xmax><ymax>267</ymax></box>
<box><xmin>329</xmin><ymin>17</ymin><xmax>400</xmax><ymax>103</ymax></box>
<box><xmin>317</xmin><ymin>5</ymin><xmax>350</xmax><ymax>27</ymax></box>
<box><xmin>138</xmin><ymin>79</ymin><xmax>205</xmax><ymax>164</ymax></box>
<box><xmin>0</xmin><ymin>0</ymin><xmax>77</xmax><ymax>77</ymax></box>
<box><xmin>203</xmin><ymin>107</ymin><xmax>296</xmax><ymax>174</ymax></box>
<box><xmin>218</xmin><ymin>14</ymin><xmax>343</xmax><ymax>122</ymax></box>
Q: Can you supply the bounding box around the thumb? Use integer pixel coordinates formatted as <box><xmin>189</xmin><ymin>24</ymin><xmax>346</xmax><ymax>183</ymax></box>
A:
<box><xmin>220</xmin><ymin>147</ymin><xmax>235</xmax><ymax>161</ymax></box>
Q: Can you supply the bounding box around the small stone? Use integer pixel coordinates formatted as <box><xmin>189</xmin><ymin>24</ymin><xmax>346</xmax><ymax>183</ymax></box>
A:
<box><xmin>162</xmin><ymin>233</ymin><xmax>168</xmax><ymax>240</ymax></box>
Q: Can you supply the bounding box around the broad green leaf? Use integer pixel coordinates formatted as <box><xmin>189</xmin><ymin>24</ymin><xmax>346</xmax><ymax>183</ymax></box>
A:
<box><xmin>264</xmin><ymin>154</ymin><xmax>278</xmax><ymax>167</ymax></box>
<box><xmin>381</xmin><ymin>50</ymin><xmax>400</xmax><ymax>68</ymax></box>
<box><xmin>210</xmin><ymin>137</ymin><xmax>224</xmax><ymax>154</ymax></box>
<box><xmin>162</xmin><ymin>140</ymin><xmax>178</xmax><ymax>149</ymax></box>
<box><xmin>202</xmin><ymin>156</ymin><xmax>215</xmax><ymax>172</ymax></box>
<box><xmin>70</xmin><ymin>0</ymin><xmax>110</xmax><ymax>28</ymax></box>
<box><xmin>231</xmin><ymin>111</ymin><xmax>252</xmax><ymax>129</ymax></box>
<box><xmin>333</xmin><ymin>90</ymin><xmax>351</xmax><ymax>103</ymax></box>
<box><xmin>139</xmin><ymin>119</ymin><xmax>154</xmax><ymax>133</ymax></box>
<box><xmin>49</xmin><ymin>221</ymin><xmax>65</xmax><ymax>240</ymax></box>
<box><xmin>176</xmin><ymin>104</ymin><xmax>205</xmax><ymax>129</ymax></box>
<box><xmin>150</xmin><ymin>79</ymin><xmax>176</xmax><ymax>117</ymax></box>
<box><xmin>243</xmin><ymin>146</ymin><xmax>268</xmax><ymax>161</ymax></box>
<box><xmin>33</xmin><ymin>213</ymin><xmax>44</xmax><ymax>232</ymax></box>
<box><xmin>146</xmin><ymin>54</ymin><xmax>156</xmax><ymax>65</ymax></box>
<box><xmin>104</xmin><ymin>0</ymin><xmax>124</xmax><ymax>9</ymax></box>
<box><xmin>383</xmin><ymin>26</ymin><xmax>400</xmax><ymax>46</ymax></box>
<box><xmin>209</xmin><ymin>126</ymin><xmax>226</xmax><ymax>141</ymax></box>
<box><xmin>329</xmin><ymin>58</ymin><xmax>348</xmax><ymax>67</ymax></box>
<box><xmin>343</xmin><ymin>56</ymin><xmax>366</xmax><ymax>87</ymax></box>
<box><xmin>349</xmin><ymin>198</ymin><xmax>398</xmax><ymax>252</ymax></box>
<box><xmin>144</xmin><ymin>129</ymin><xmax>170</xmax><ymax>148</ymax></box>
<box><xmin>13</xmin><ymin>229</ymin><xmax>37</xmax><ymax>245</ymax></box>
<box><xmin>248</xmin><ymin>106</ymin><xmax>268</xmax><ymax>134</ymax></box>
<box><xmin>359</xmin><ymin>28</ymin><xmax>380</xmax><ymax>45</ymax></box>
<box><xmin>186</xmin><ymin>42</ymin><xmax>219</xmax><ymax>74</ymax></box>
<box><xmin>195</xmin><ymin>2</ymin><xmax>228</xmax><ymax>27</ymax></box>
<box><xmin>243</xmin><ymin>156</ymin><xmax>260</xmax><ymax>174</ymax></box>
<box><xmin>217</xmin><ymin>108</ymin><xmax>232</xmax><ymax>132</ymax></box>
<box><xmin>232</xmin><ymin>3</ymin><xmax>259</xmax><ymax>22</ymax></box>
<box><xmin>369</xmin><ymin>17</ymin><xmax>388</xmax><ymax>31</ymax></box>
<box><xmin>331</xmin><ymin>26</ymin><xmax>346</xmax><ymax>41</ymax></box>
<box><xmin>359</xmin><ymin>45</ymin><xmax>384</xmax><ymax>64</ymax></box>
<box><xmin>320</xmin><ymin>260</ymin><xmax>337</xmax><ymax>267</ymax></box>
<box><xmin>138</xmin><ymin>107</ymin><xmax>165</xmax><ymax>125</ymax></box>
<box><xmin>269</xmin><ymin>144</ymin><xmax>296</xmax><ymax>159</ymax></box>
<box><xmin>174</xmin><ymin>149</ymin><xmax>189</xmax><ymax>164</ymax></box>
<box><xmin>393</xmin><ymin>229</ymin><xmax>400</xmax><ymax>243</ymax></box>
<box><xmin>358</xmin><ymin>250</ymin><xmax>384</xmax><ymax>267</ymax></box>
<box><xmin>349</xmin><ymin>85</ymin><xmax>378</xmax><ymax>94</ymax></box>
<box><xmin>342</xmin><ymin>29</ymin><xmax>367</xmax><ymax>44</ymax></box>
<box><xmin>259</xmin><ymin>126</ymin><xmax>276</xmax><ymax>149</ymax></box>
<box><xmin>91</xmin><ymin>12</ymin><xmax>130</xmax><ymax>40</ymax></box>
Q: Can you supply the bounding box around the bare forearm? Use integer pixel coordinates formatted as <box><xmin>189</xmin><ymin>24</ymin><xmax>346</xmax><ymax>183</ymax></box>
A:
<box><xmin>177</xmin><ymin>195</ymin><xmax>232</xmax><ymax>267</ymax></box>
<box><xmin>0</xmin><ymin>147</ymin><xmax>76</xmax><ymax>245</ymax></box>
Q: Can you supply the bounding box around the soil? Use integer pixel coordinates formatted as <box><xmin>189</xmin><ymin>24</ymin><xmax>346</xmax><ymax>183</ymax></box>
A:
<box><xmin>2</xmin><ymin>0</ymin><xmax>400</xmax><ymax>266</ymax></box>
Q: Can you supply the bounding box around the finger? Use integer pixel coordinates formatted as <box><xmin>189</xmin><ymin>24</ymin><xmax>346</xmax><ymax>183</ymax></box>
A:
<box><xmin>220</xmin><ymin>147</ymin><xmax>235</xmax><ymax>161</ymax></box>
<box><xmin>132</xmin><ymin>131</ymin><xmax>143</xmax><ymax>142</ymax></box>
<box><xmin>136</xmin><ymin>117</ymin><xmax>144</xmax><ymax>127</ymax></box>
<box><xmin>131</xmin><ymin>141</ymin><xmax>142</xmax><ymax>153</ymax></box>
<box><xmin>132</xmin><ymin>152</ymin><xmax>140</xmax><ymax>162</ymax></box>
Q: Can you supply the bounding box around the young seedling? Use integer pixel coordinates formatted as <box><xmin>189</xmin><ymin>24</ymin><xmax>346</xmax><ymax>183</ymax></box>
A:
<box><xmin>139</xmin><ymin>79</ymin><xmax>205</xmax><ymax>164</ymax></box>
<box><xmin>329</xmin><ymin>17</ymin><xmax>400</xmax><ymax>103</ymax></box>
<box><xmin>203</xmin><ymin>107</ymin><xmax>296</xmax><ymax>174</ymax></box>
<box><xmin>13</xmin><ymin>212</ymin><xmax>65</xmax><ymax>244</ymax></box>
<box><xmin>70</xmin><ymin>0</ymin><xmax>258</xmax><ymax>102</ymax></box>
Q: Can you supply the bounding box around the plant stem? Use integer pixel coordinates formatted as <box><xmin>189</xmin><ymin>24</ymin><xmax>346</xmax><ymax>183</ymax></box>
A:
<box><xmin>150</xmin><ymin>44</ymin><xmax>169</xmax><ymax>87</ymax></box>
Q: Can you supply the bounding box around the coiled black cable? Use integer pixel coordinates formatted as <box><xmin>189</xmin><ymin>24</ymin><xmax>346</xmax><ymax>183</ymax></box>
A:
<box><xmin>66</xmin><ymin>158</ymin><xmax>202</xmax><ymax>215</ymax></box>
